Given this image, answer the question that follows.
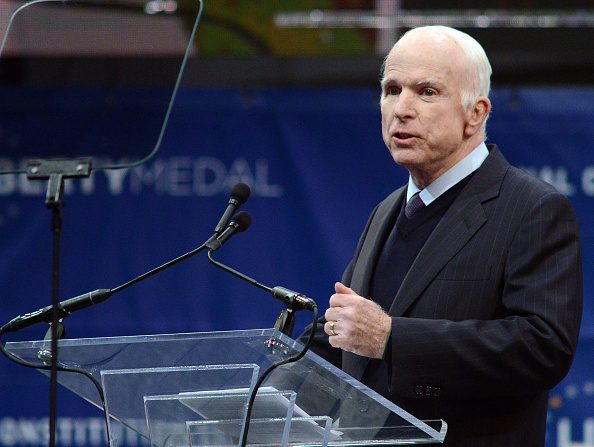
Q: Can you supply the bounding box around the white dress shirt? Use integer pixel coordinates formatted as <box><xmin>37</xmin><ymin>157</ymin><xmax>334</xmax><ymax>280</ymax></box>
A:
<box><xmin>406</xmin><ymin>142</ymin><xmax>490</xmax><ymax>205</ymax></box>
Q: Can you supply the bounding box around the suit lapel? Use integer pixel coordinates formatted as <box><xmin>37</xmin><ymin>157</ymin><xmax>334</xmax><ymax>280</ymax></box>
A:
<box><xmin>390</xmin><ymin>146</ymin><xmax>509</xmax><ymax>317</ymax></box>
<box><xmin>349</xmin><ymin>186</ymin><xmax>406</xmax><ymax>297</ymax></box>
<box><xmin>388</xmin><ymin>185</ymin><xmax>487</xmax><ymax>316</ymax></box>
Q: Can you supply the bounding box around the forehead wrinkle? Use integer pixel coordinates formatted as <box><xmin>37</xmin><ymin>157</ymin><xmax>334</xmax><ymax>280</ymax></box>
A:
<box><xmin>382</xmin><ymin>63</ymin><xmax>448</xmax><ymax>89</ymax></box>
<box><xmin>384</xmin><ymin>52</ymin><xmax>450</xmax><ymax>78</ymax></box>
<box><xmin>416</xmin><ymin>78</ymin><xmax>444</xmax><ymax>87</ymax></box>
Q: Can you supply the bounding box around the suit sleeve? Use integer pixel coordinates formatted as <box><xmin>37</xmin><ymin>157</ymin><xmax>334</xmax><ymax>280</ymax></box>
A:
<box><xmin>387</xmin><ymin>190</ymin><xmax>582</xmax><ymax>399</ymax></box>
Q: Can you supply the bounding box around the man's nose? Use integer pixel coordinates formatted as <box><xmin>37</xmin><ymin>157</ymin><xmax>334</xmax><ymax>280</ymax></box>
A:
<box><xmin>393</xmin><ymin>91</ymin><xmax>416</xmax><ymax>121</ymax></box>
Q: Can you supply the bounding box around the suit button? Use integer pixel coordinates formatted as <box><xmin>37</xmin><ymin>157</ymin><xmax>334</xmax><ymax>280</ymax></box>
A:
<box><xmin>415</xmin><ymin>385</ymin><xmax>424</xmax><ymax>396</ymax></box>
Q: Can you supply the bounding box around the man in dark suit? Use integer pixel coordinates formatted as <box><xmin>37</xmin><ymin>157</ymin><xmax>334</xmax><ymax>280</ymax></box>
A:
<box><xmin>317</xmin><ymin>26</ymin><xmax>583</xmax><ymax>446</ymax></box>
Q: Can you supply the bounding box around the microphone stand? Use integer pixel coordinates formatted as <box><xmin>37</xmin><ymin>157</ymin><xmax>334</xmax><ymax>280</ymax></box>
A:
<box><xmin>206</xmin><ymin>250</ymin><xmax>315</xmax><ymax>337</ymax></box>
<box><xmin>274</xmin><ymin>308</ymin><xmax>296</xmax><ymax>338</ymax></box>
<box><xmin>25</xmin><ymin>158</ymin><xmax>92</xmax><ymax>447</ymax></box>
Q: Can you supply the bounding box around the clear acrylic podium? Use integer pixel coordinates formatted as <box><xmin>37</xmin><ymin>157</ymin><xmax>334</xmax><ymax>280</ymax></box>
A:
<box><xmin>5</xmin><ymin>329</ymin><xmax>446</xmax><ymax>446</ymax></box>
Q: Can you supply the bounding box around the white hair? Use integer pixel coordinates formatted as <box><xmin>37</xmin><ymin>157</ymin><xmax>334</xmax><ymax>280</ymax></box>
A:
<box><xmin>382</xmin><ymin>26</ymin><xmax>492</xmax><ymax>130</ymax></box>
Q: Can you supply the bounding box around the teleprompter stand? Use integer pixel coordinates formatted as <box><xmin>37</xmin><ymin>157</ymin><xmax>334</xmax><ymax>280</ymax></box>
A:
<box><xmin>6</xmin><ymin>328</ymin><xmax>447</xmax><ymax>446</ymax></box>
<box><xmin>26</xmin><ymin>158</ymin><xmax>92</xmax><ymax>447</ymax></box>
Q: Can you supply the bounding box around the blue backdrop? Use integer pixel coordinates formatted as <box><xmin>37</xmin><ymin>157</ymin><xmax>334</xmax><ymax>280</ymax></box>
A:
<box><xmin>0</xmin><ymin>86</ymin><xmax>592</xmax><ymax>446</ymax></box>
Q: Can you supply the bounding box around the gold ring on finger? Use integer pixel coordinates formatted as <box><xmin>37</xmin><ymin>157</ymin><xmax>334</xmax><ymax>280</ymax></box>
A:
<box><xmin>329</xmin><ymin>320</ymin><xmax>337</xmax><ymax>336</ymax></box>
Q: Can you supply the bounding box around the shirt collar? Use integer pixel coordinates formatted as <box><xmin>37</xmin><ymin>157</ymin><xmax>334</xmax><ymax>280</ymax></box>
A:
<box><xmin>406</xmin><ymin>142</ymin><xmax>489</xmax><ymax>205</ymax></box>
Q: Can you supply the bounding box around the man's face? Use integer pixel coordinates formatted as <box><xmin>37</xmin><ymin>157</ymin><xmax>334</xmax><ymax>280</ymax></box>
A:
<box><xmin>380</xmin><ymin>32</ymin><xmax>479</xmax><ymax>186</ymax></box>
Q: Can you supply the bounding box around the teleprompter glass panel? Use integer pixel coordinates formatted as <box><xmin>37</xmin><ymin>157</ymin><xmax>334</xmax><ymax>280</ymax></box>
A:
<box><xmin>0</xmin><ymin>0</ymin><xmax>202</xmax><ymax>173</ymax></box>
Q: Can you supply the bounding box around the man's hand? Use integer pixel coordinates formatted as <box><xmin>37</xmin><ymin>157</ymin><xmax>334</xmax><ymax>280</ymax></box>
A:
<box><xmin>324</xmin><ymin>282</ymin><xmax>392</xmax><ymax>359</ymax></box>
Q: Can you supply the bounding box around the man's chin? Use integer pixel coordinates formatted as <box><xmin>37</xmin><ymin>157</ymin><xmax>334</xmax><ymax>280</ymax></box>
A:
<box><xmin>390</xmin><ymin>148</ymin><xmax>421</xmax><ymax>168</ymax></box>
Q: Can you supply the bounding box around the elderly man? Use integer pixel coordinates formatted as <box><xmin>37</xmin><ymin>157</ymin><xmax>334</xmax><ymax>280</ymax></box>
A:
<box><xmin>316</xmin><ymin>26</ymin><xmax>582</xmax><ymax>446</ymax></box>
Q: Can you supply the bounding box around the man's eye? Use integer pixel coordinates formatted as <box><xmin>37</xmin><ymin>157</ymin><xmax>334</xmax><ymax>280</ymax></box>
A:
<box><xmin>386</xmin><ymin>86</ymin><xmax>400</xmax><ymax>96</ymax></box>
<box><xmin>422</xmin><ymin>88</ymin><xmax>437</xmax><ymax>96</ymax></box>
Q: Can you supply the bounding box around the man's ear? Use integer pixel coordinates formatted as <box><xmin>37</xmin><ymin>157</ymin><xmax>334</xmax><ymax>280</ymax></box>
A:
<box><xmin>465</xmin><ymin>96</ymin><xmax>491</xmax><ymax>137</ymax></box>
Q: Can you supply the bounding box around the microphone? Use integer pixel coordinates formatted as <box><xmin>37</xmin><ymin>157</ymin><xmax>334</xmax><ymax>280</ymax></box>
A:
<box><xmin>206</xmin><ymin>217</ymin><xmax>316</xmax><ymax>313</ymax></box>
<box><xmin>270</xmin><ymin>286</ymin><xmax>316</xmax><ymax>312</ymax></box>
<box><xmin>3</xmin><ymin>289</ymin><xmax>113</xmax><ymax>333</ymax></box>
<box><xmin>2</xmin><ymin>187</ymin><xmax>254</xmax><ymax>334</ymax></box>
<box><xmin>213</xmin><ymin>183</ymin><xmax>251</xmax><ymax>234</ymax></box>
<box><xmin>207</xmin><ymin>211</ymin><xmax>252</xmax><ymax>251</ymax></box>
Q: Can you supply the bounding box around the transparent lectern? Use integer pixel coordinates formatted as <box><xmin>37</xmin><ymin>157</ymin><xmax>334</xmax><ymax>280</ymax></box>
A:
<box><xmin>5</xmin><ymin>329</ymin><xmax>446</xmax><ymax>446</ymax></box>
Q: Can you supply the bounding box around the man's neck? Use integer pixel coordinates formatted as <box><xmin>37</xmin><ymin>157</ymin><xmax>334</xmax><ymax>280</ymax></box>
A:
<box><xmin>407</xmin><ymin>142</ymin><xmax>489</xmax><ymax>205</ymax></box>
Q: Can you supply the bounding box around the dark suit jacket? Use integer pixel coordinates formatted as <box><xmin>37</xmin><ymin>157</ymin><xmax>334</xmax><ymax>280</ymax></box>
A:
<box><xmin>314</xmin><ymin>146</ymin><xmax>582</xmax><ymax>446</ymax></box>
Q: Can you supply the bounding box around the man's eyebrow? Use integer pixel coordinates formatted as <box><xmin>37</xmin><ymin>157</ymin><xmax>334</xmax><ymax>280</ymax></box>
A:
<box><xmin>380</xmin><ymin>77</ymin><xmax>400</xmax><ymax>90</ymax></box>
<box><xmin>380</xmin><ymin>77</ymin><xmax>444</xmax><ymax>90</ymax></box>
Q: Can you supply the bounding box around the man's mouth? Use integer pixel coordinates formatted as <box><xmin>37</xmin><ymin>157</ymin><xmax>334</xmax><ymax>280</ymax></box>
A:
<box><xmin>392</xmin><ymin>131</ymin><xmax>418</xmax><ymax>141</ymax></box>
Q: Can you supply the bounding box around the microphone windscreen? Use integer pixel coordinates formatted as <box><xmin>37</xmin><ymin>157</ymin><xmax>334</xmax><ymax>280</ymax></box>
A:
<box><xmin>231</xmin><ymin>183</ymin><xmax>251</xmax><ymax>204</ymax></box>
<box><xmin>233</xmin><ymin>211</ymin><xmax>252</xmax><ymax>232</ymax></box>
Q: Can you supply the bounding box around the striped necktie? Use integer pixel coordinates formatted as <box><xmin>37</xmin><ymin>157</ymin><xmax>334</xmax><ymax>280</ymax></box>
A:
<box><xmin>405</xmin><ymin>192</ymin><xmax>425</xmax><ymax>219</ymax></box>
